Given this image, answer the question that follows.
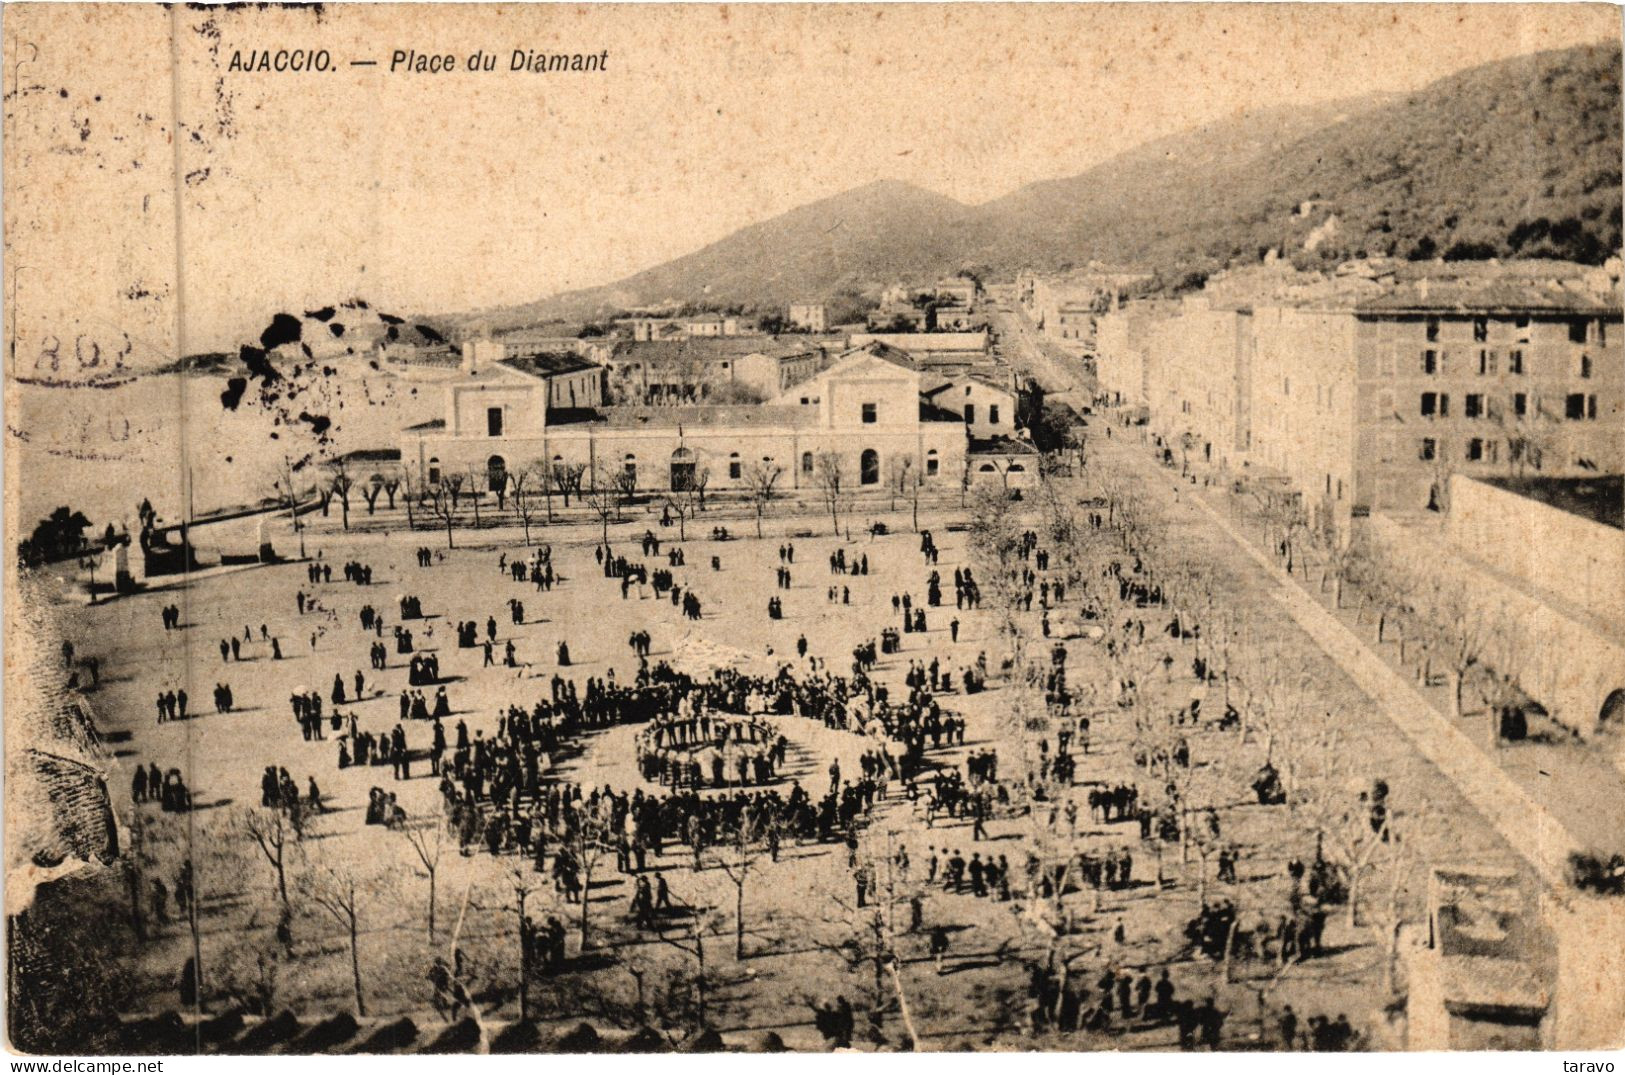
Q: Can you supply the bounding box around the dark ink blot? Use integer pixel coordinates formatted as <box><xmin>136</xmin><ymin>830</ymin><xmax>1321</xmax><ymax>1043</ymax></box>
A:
<box><xmin>220</xmin><ymin>377</ymin><xmax>248</xmax><ymax>410</ymax></box>
<box><xmin>258</xmin><ymin>313</ymin><xmax>302</xmax><ymax>351</ymax></box>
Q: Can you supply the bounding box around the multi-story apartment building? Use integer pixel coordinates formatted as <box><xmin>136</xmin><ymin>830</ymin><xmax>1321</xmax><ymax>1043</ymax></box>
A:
<box><xmin>1104</xmin><ymin>262</ymin><xmax>1623</xmax><ymax>539</ymax></box>
<box><xmin>788</xmin><ymin>303</ymin><xmax>827</xmax><ymax>332</ymax></box>
<box><xmin>1094</xmin><ymin>302</ymin><xmax>1172</xmax><ymax>409</ymax></box>
<box><xmin>1144</xmin><ymin>299</ymin><xmax>1253</xmax><ymax>472</ymax></box>
<box><xmin>1249</xmin><ymin>279</ymin><xmax>1623</xmax><ymax>535</ymax></box>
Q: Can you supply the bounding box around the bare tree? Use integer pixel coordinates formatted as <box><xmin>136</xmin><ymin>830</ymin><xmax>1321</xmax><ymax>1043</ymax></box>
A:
<box><xmin>235</xmin><ymin>805</ymin><xmax>304</xmax><ymax>910</ymax></box>
<box><xmin>709</xmin><ymin>808</ymin><xmax>778</xmax><ymax>960</ymax></box>
<box><xmin>1285</xmin><ymin>755</ymin><xmax>1392</xmax><ymax>930</ymax></box>
<box><xmin>304</xmin><ymin>857</ymin><xmax>369</xmax><ymax>1017</ymax></box>
<box><xmin>509</xmin><ymin>464</ymin><xmax>545</xmax><ymax>546</ymax></box>
<box><xmin>583</xmin><ymin>463</ymin><xmax>620</xmax><ymax>546</ymax></box>
<box><xmin>549</xmin><ymin>460</ymin><xmax>586</xmax><ymax>512</ymax></box>
<box><xmin>741</xmin><ymin>459</ymin><xmax>783</xmax><ymax>539</ymax></box>
<box><xmin>654</xmin><ymin>896</ymin><xmax>728</xmax><ymax>1032</ymax></box>
<box><xmin>613</xmin><ymin>466</ymin><xmax>638</xmax><ymax>510</ymax></box>
<box><xmin>399</xmin><ymin>812</ymin><xmax>450</xmax><ymax>941</ymax></box>
<box><xmin>474</xmin><ymin>860</ymin><xmax>548</xmax><ymax>1025</ymax></box>
<box><xmin>812</xmin><ymin>452</ymin><xmax>849</xmax><ymax>536</ymax></box>
<box><xmin>662</xmin><ymin>465</ymin><xmax>707</xmax><ymax>541</ymax></box>
<box><xmin>397</xmin><ymin>465</ymin><xmax>421</xmax><ymax>531</ymax></box>
<box><xmin>463</xmin><ymin>466</ymin><xmax>486</xmax><ymax>528</ymax></box>
<box><xmin>1417</xmin><ymin>581</ymin><xmax>1492</xmax><ymax>718</ymax></box>
<box><xmin>326</xmin><ymin>457</ymin><xmax>356</xmax><ymax>530</ymax></box>
<box><xmin>565</xmin><ymin>804</ymin><xmax>614</xmax><ymax>950</ymax></box>
<box><xmin>428</xmin><ymin>473</ymin><xmax>463</xmax><ymax>548</ymax></box>
<box><xmin>271</xmin><ymin>456</ymin><xmax>309</xmax><ymax>559</ymax></box>
<box><xmin>362</xmin><ymin>472</ymin><xmax>386</xmax><ymax>516</ymax></box>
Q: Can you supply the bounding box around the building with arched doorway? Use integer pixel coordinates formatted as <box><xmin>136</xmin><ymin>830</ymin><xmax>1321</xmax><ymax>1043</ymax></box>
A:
<box><xmin>399</xmin><ymin>342</ymin><xmax>979</xmax><ymax>498</ymax></box>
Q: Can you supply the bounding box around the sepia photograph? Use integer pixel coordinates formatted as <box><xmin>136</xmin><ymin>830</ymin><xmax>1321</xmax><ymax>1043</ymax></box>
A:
<box><xmin>3</xmin><ymin>1</ymin><xmax>1623</xmax><ymax>1057</ymax></box>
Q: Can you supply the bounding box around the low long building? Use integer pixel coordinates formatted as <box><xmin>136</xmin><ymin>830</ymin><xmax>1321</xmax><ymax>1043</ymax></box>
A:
<box><xmin>399</xmin><ymin>342</ymin><xmax>1033</xmax><ymax>497</ymax></box>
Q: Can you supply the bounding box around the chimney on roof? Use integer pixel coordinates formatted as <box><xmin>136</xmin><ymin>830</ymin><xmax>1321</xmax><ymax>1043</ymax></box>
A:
<box><xmin>463</xmin><ymin>335</ymin><xmax>500</xmax><ymax>376</ymax></box>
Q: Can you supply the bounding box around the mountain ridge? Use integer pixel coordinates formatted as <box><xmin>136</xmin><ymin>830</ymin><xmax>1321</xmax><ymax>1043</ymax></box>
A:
<box><xmin>449</xmin><ymin>40</ymin><xmax>1622</xmax><ymax>328</ymax></box>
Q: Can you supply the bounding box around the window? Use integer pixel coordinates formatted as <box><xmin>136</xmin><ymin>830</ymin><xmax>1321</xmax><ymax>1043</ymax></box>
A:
<box><xmin>1466</xmin><ymin>438</ymin><xmax>1484</xmax><ymax>462</ymax></box>
<box><xmin>487</xmin><ymin>406</ymin><xmax>504</xmax><ymax>437</ymax></box>
<box><xmin>728</xmin><ymin>453</ymin><xmax>741</xmax><ymax>480</ymax></box>
<box><xmin>802</xmin><ymin>451</ymin><xmax>814</xmax><ymax>475</ymax></box>
<box><xmin>1422</xmin><ymin>350</ymin><xmax>1438</xmax><ymax>375</ymax></box>
<box><xmin>1378</xmin><ymin>390</ymin><xmax>1395</xmax><ymax>418</ymax></box>
<box><xmin>1570</xmin><ymin>319</ymin><xmax>1588</xmax><ymax>343</ymax></box>
<box><xmin>1465</xmin><ymin>394</ymin><xmax>1483</xmax><ymax>419</ymax></box>
<box><xmin>1439</xmin><ymin>393</ymin><xmax>1450</xmax><ymax>417</ymax></box>
<box><xmin>1426</xmin><ymin>318</ymin><xmax>1440</xmax><ymax>342</ymax></box>
<box><xmin>861</xmin><ymin>402</ymin><xmax>878</xmax><ymax>424</ymax></box>
<box><xmin>964</xmin><ymin>404</ymin><xmax>976</xmax><ymax>425</ymax></box>
<box><xmin>1515</xmin><ymin>316</ymin><xmax>1530</xmax><ymax>342</ymax></box>
<box><xmin>926</xmin><ymin>450</ymin><xmax>939</xmax><ymax>477</ymax></box>
<box><xmin>1419</xmin><ymin>438</ymin><xmax>1437</xmax><ymax>462</ymax></box>
<box><xmin>1485</xmin><ymin>440</ymin><xmax>1500</xmax><ymax>463</ymax></box>
<box><xmin>988</xmin><ymin>404</ymin><xmax>1001</xmax><ymax>425</ymax></box>
<box><xmin>1473</xmin><ymin>318</ymin><xmax>1488</xmax><ymax>343</ymax></box>
<box><xmin>1514</xmin><ymin>392</ymin><xmax>1528</xmax><ymax>418</ymax></box>
<box><xmin>1421</xmin><ymin>392</ymin><xmax>1438</xmax><ymax>417</ymax></box>
<box><xmin>860</xmin><ymin>449</ymin><xmax>880</xmax><ymax>485</ymax></box>
<box><xmin>1508</xmin><ymin>349</ymin><xmax>1524</xmax><ymax>374</ymax></box>
<box><xmin>1599</xmin><ymin>320</ymin><xmax>1608</xmax><ymax>346</ymax></box>
<box><xmin>1478</xmin><ymin>349</ymin><xmax>1496</xmax><ymax>375</ymax></box>
<box><xmin>428</xmin><ymin>457</ymin><xmax>441</xmax><ymax>485</ymax></box>
<box><xmin>1588</xmin><ymin>394</ymin><xmax>1598</xmax><ymax>420</ymax></box>
<box><xmin>1580</xmin><ymin>354</ymin><xmax>1593</xmax><ymax>379</ymax></box>
<box><xmin>1565</xmin><ymin>393</ymin><xmax>1587</xmax><ymax>419</ymax></box>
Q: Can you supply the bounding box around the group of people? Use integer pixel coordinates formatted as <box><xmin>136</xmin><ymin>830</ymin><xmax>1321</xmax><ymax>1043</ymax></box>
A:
<box><xmin>131</xmin><ymin>762</ymin><xmax>191</xmax><ymax>812</ymax></box>
<box><xmin>634</xmin><ymin>712</ymin><xmax>790</xmax><ymax>788</ymax></box>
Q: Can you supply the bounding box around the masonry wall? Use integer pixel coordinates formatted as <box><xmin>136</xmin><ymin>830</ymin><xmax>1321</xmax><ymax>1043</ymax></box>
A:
<box><xmin>1447</xmin><ymin>475</ymin><xmax>1625</xmax><ymax>627</ymax></box>
<box><xmin>403</xmin><ymin>423</ymin><xmax>967</xmax><ymax>496</ymax></box>
<box><xmin>1366</xmin><ymin>511</ymin><xmax>1625</xmax><ymax>747</ymax></box>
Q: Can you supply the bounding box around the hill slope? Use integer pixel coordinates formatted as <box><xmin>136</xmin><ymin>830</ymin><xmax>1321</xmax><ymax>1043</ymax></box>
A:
<box><xmin>492</xmin><ymin>40</ymin><xmax>1622</xmax><ymax>321</ymax></box>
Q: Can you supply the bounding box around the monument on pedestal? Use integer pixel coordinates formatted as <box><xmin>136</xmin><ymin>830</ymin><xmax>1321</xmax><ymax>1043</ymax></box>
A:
<box><xmin>114</xmin><ymin>524</ymin><xmax>141</xmax><ymax>594</ymax></box>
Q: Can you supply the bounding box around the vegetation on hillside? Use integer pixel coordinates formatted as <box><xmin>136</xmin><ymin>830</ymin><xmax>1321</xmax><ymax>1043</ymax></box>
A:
<box><xmin>504</xmin><ymin>41</ymin><xmax>1620</xmax><ymax>323</ymax></box>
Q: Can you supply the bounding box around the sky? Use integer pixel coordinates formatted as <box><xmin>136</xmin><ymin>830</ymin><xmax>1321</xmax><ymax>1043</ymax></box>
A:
<box><xmin>4</xmin><ymin>3</ymin><xmax>1620</xmax><ymax>357</ymax></box>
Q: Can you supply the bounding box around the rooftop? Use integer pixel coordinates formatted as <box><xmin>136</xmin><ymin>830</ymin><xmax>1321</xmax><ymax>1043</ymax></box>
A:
<box><xmin>1197</xmin><ymin>257</ymin><xmax>1622</xmax><ymax>315</ymax></box>
<box><xmin>336</xmin><ymin>448</ymin><xmax>403</xmax><ymax>464</ymax></box>
<box><xmin>970</xmin><ymin>435</ymin><xmax>1040</xmax><ymax>456</ymax></box>
<box><xmin>615</xmin><ymin>338</ymin><xmax>798</xmax><ymax>363</ymax></box>
<box><xmin>498</xmin><ymin>353</ymin><xmax>599</xmax><ymax>379</ymax></box>
<box><xmin>1477</xmin><ymin>474</ymin><xmax>1624</xmax><ymax>530</ymax></box>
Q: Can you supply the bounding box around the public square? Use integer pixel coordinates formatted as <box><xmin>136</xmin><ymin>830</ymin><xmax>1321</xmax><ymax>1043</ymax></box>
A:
<box><xmin>36</xmin><ymin>467</ymin><xmax>1529</xmax><ymax>1051</ymax></box>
